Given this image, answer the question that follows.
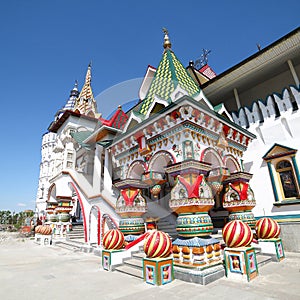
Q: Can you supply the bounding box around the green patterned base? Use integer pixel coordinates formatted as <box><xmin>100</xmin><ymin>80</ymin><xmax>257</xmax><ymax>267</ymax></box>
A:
<box><xmin>119</xmin><ymin>217</ymin><xmax>145</xmax><ymax>235</ymax></box>
<box><xmin>176</xmin><ymin>213</ymin><xmax>213</xmax><ymax>237</ymax></box>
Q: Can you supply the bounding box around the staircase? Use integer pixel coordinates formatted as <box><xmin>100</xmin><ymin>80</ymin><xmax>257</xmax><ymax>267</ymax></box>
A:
<box><xmin>54</xmin><ymin>223</ymin><xmax>94</xmax><ymax>253</ymax></box>
<box><xmin>53</xmin><ymin>239</ymin><xmax>85</xmax><ymax>252</ymax></box>
<box><xmin>114</xmin><ymin>250</ymin><xmax>145</xmax><ymax>279</ymax></box>
<box><xmin>66</xmin><ymin>223</ymin><xmax>85</xmax><ymax>242</ymax></box>
<box><xmin>157</xmin><ymin>219</ymin><xmax>178</xmax><ymax>240</ymax></box>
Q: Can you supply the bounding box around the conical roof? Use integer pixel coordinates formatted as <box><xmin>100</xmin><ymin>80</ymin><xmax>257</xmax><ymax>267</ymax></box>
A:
<box><xmin>74</xmin><ymin>63</ymin><xmax>98</xmax><ymax>116</ymax></box>
<box><xmin>139</xmin><ymin>33</ymin><xmax>200</xmax><ymax>115</ymax></box>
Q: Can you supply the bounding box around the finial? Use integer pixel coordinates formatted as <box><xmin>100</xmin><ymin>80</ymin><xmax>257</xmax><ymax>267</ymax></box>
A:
<box><xmin>74</xmin><ymin>80</ymin><xmax>78</xmax><ymax>90</ymax></box>
<box><xmin>88</xmin><ymin>61</ymin><xmax>92</xmax><ymax>68</ymax></box>
<box><xmin>163</xmin><ymin>27</ymin><xmax>172</xmax><ymax>49</ymax></box>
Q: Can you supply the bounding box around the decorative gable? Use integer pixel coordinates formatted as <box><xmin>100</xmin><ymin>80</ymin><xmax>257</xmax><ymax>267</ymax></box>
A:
<box><xmin>262</xmin><ymin>144</ymin><xmax>297</xmax><ymax>161</ymax></box>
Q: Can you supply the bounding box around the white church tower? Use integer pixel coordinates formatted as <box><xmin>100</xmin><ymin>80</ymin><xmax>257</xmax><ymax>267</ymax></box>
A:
<box><xmin>35</xmin><ymin>81</ymin><xmax>80</xmax><ymax>214</ymax></box>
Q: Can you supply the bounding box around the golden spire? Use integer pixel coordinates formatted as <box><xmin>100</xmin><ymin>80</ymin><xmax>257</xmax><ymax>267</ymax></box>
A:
<box><xmin>74</xmin><ymin>63</ymin><xmax>97</xmax><ymax>116</ymax></box>
<box><xmin>163</xmin><ymin>27</ymin><xmax>172</xmax><ymax>50</ymax></box>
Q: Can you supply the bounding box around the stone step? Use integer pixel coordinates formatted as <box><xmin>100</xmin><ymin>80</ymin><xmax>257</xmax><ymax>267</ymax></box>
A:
<box><xmin>54</xmin><ymin>240</ymin><xmax>83</xmax><ymax>252</ymax></box>
<box><xmin>66</xmin><ymin>237</ymin><xmax>85</xmax><ymax>243</ymax></box>
<box><xmin>157</xmin><ymin>225</ymin><xmax>176</xmax><ymax>230</ymax></box>
<box><xmin>157</xmin><ymin>219</ymin><xmax>174</xmax><ymax>223</ymax></box>
<box><xmin>114</xmin><ymin>265</ymin><xmax>143</xmax><ymax>279</ymax></box>
<box><xmin>67</xmin><ymin>235</ymin><xmax>85</xmax><ymax>240</ymax></box>
<box><xmin>67</xmin><ymin>231</ymin><xmax>84</xmax><ymax>235</ymax></box>
<box><xmin>124</xmin><ymin>258</ymin><xmax>143</xmax><ymax>270</ymax></box>
<box><xmin>71</xmin><ymin>228</ymin><xmax>84</xmax><ymax>232</ymax></box>
<box><xmin>132</xmin><ymin>252</ymin><xmax>146</xmax><ymax>259</ymax></box>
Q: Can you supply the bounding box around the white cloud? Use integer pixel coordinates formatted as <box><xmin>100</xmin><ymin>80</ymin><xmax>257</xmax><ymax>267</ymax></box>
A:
<box><xmin>17</xmin><ymin>203</ymin><xmax>26</xmax><ymax>207</ymax></box>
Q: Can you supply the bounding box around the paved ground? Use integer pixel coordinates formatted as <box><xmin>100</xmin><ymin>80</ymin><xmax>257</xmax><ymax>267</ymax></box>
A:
<box><xmin>0</xmin><ymin>235</ymin><xmax>300</xmax><ymax>300</ymax></box>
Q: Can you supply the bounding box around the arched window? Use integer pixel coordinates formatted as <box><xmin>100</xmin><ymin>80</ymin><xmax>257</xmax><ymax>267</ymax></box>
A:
<box><xmin>276</xmin><ymin>160</ymin><xmax>298</xmax><ymax>198</ymax></box>
<box><xmin>263</xmin><ymin>144</ymin><xmax>300</xmax><ymax>204</ymax></box>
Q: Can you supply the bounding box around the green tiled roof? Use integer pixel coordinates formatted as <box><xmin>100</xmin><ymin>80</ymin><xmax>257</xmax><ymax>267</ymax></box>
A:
<box><xmin>139</xmin><ymin>49</ymin><xmax>200</xmax><ymax>115</ymax></box>
<box><xmin>71</xmin><ymin>131</ymin><xmax>92</xmax><ymax>149</ymax></box>
<box><xmin>213</xmin><ymin>103</ymin><xmax>223</xmax><ymax>112</ymax></box>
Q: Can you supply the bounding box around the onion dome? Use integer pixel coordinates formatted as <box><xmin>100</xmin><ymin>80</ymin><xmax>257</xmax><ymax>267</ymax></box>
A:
<box><xmin>102</xmin><ymin>229</ymin><xmax>125</xmax><ymax>250</ymax></box>
<box><xmin>144</xmin><ymin>231</ymin><xmax>172</xmax><ymax>258</ymax></box>
<box><xmin>256</xmin><ymin>217</ymin><xmax>280</xmax><ymax>239</ymax></box>
<box><xmin>222</xmin><ymin>220</ymin><xmax>253</xmax><ymax>248</ymax></box>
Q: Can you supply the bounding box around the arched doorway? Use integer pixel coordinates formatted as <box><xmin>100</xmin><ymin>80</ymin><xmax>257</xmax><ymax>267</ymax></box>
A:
<box><xmin>147</xmin><ymin>151</ymin><xmax>176</xmax><ymax>211</ymax></box>
<box><xmin>68</xmin><ymin>182</ymin><xmax>88</xmax><ymax>243</ymax></box>
<box><xmin>89</xmin><ymin>205</ymin><xmax>101</xmax><ymax>246</ymax></box>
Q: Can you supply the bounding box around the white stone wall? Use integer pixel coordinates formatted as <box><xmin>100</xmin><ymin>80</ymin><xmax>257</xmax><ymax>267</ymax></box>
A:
<box><xmin>236</xmin><ymin>86</ymin><xmax>300</xmax><ymax>218</ymax></box>
<box><xmin>36</xmin><ymin>131</ymin><xmax>57</xmax><ymax>213</ymax></box>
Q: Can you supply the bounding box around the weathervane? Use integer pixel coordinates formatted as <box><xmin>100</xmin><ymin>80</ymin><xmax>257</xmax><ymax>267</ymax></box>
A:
<box><xmin>194</xmin><ymin>49</ymin><xmax>211</xmax><ymax>69</ymax></box>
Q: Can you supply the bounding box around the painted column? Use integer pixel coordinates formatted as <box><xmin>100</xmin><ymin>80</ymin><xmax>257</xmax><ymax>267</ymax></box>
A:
<box><xmin>291</xmin><ymin>156</ymin><xmax>300</xmax><ymax>186</ymax></box>
<box><xmin>222</xmin><ymin>172</ymin><xmax>256</xmax><ymax>228</ymax></box>
<box><xmin>93</xmin><ymin>144</ymin><xmax>102</xmax><ymax>191</ymax></box>
<box><xmin>266</xmin><ymin>161</ymin><xmax>279</xmax><ymax>202</ymax></box>
<box><xmin>104</xmin><ymin>149</ymin><xmax>113</xmax><ymax>194</ymax></box>
<box><xmin>233</xmin><ymin>88</ymin><xmax>241</xmax><ymax>110</ymax></box>
<box><xmin>114</xmin><ymin>179</ymin><xmax>149</xmax><ymax>241</ymax></box>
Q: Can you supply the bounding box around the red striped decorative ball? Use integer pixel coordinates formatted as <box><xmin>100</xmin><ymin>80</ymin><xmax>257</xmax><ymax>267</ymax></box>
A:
<box><xmin>143</xmin><ymin>230</ymin><xmax>172</xmax><ymax>258</ymax></box>
<box><xmin>256</xmin><ymin>218</ymin><xmax>280</xmax><ymax>239</ymax></box>
<box><xmin>222</xmin><ymin>220</ymin><xmax>253</xmax><ymax>248</ymax></box>
<box><xmin>103</xmin><ymin>229</ymin><xmax>125</xmax><ymax>250</ymax></box>
<box><xmin>35</xmin><ymin>225</ymin><xmax>42</xmax><ymax>233</ymax></box>
<box><xmin>39</xmin><ymin>225</ymin><xmax>52</xmax><ymax>235</ymax></box>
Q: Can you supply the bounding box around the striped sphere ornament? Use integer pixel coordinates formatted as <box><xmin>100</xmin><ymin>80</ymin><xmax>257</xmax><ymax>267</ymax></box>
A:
<box><xmin>143</xmin><ymin>230</ymin><xmax>172</xmax><ymax>258</ymax></box>
<box><xmin>35</xmin><ymin>225</ymin><xmax>42</xmax><ymax>234</ymax></box>
<box><xmin>39</xmin><ymin>225</ymin><xmax>52</xmax><ymax>235</ymax></box>
<box><xmin>256</xmin><ymin>218</ymin><xmax>280</xmax><ymax>239</ymax></box>
<box><xmin>222</xmin><ymin>220</ymin><xmax>253</xmax><ymax>248</ymax></box>
<box><xmin>102</xmin><ymin>229</ymin><xmax>125</xmax><ymax>250</ymax></box>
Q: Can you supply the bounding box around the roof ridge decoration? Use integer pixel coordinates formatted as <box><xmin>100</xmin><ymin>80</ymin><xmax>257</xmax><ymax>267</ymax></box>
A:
<box><xmin>74</xmin><ymin>63</ymin><xmax>98</xmax><ymax>117</ymax></box>
<box><xmin>138</xmin><ymin>29</ymin><xmax>202</xmax><ymax>116</ymax></box>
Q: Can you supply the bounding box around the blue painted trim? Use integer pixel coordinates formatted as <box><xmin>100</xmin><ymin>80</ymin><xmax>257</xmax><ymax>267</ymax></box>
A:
<box><xmin>255</xmin><ymin>214</ymin><xmax>300</xmax><ymax>222</ymax></box>
<box><xmin>267</xmin><ymin>161</ymin><xmax>279</xmax><ymax>202</ymax></box>
<box><xmin>291</xmin><ymin>156</ymin><xmax>300</xmax><ymax>185</ymax></box>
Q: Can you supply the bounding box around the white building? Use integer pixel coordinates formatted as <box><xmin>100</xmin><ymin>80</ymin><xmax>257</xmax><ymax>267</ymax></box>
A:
<box><xmin>36</xmin><ymin>27</ymin><xmax>300</xmax><ymax>251</ymax></box>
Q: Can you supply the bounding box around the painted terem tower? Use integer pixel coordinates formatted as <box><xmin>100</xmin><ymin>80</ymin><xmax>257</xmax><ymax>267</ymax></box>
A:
<box><xmin>36</xmin><ymin>27</ymin><xmax>300</xmax><ymax>253</ymax></box>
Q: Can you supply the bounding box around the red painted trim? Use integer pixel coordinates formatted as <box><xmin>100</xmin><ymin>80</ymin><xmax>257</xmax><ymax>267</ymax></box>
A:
<box><xmin>178</xmin><ymin>175</ymin><xmax>203</xmax><ymax>198</ymax></box>
<box><xmin>89</xmin><ymin>205</ymin><xmax>101</xmax><ymax>246</ymax></box>
<box><xmin>97</xmin><ymin>210</ymin><xmax>101</xmax><ymax>246</ymax></box>
<box><xmin>125</xmin><ymin>232</ymin><xmax>149</xmax><ymax>250</ymax></box>
<box><xmin>69</xmin><ymin>182</ymin><xmax>88</xmax><ymax>243</ymax></box>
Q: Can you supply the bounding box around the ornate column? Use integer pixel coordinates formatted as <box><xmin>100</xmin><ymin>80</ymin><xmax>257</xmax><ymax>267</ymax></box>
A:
<box><xmin>114</xmin><ymin>179</ymin><xmax>148</xmax><ymax>241</ymax></box>
<box><xmin>222</xmin><ymin>172</ymin><xmax>256</xmax><ymax>228</ymax></box>
<box><xmin>165</xmin><ymin>160</ymin><xmax>224</xmax><ymax>275</ymax></box>
<box><xmin>166</xmin><ymin>160</ymin><xmax>214</xmax><ymax>237</ymax></box>
<box><xmin>141</xmin><ymin>171</ymin><xmax>166</xmax><ymax>199</ymax></box>
<box><xmin>53</xmin><ymin>197</ymin><xmax>73</xmax><ymax>236</ymax></box>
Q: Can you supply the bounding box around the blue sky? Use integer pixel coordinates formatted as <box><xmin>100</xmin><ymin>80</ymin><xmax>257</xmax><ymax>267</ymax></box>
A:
<box><xmin>0</xmin><ymin>0</ymin><xmax>299</xmax><ymax>212</ymax></box>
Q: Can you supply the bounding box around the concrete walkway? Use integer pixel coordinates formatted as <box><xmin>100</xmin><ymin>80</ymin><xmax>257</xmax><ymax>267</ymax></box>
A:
<box><xmin>0</xmin><ymin>237</ymin><xmax>300</xmax><ymax>300</ymax></box>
